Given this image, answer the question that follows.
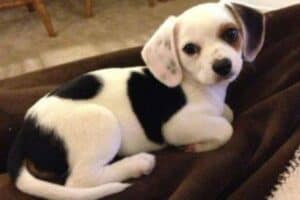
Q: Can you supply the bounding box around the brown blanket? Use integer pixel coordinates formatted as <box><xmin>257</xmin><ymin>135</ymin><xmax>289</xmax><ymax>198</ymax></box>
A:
<box><xmin>0</xmin><ymin>5</ymin><xmax>299</xmax><ymax>200</ymax></box>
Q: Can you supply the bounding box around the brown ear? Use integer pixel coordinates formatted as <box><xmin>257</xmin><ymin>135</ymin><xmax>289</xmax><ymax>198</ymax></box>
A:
<box><xmin>227</xmin><ymin>2</ymin><xmax>266</xmax><ymax>62</ymax></box>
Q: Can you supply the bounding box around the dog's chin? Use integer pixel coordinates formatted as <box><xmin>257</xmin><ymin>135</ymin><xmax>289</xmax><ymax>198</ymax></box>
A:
<box><xmin>196</xmin><ymin>73</ymin><xmax>215</xmax><ymax>85</ymax></box>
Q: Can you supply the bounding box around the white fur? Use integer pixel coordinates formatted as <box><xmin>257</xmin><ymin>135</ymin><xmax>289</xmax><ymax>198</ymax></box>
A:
<box><xmin>142</xmin><ymin>16</ymin><xmax>183</xmax><ymax>87</ymax></box>
<box><xmin>15</xmin><ymin>2</ymin><xmax>265</xmax><ymax>200</ymax></box>
<box><xmin>17</xmin><ymin>166</ymin><xmax>131</xmax><ymax>200</ymax></box>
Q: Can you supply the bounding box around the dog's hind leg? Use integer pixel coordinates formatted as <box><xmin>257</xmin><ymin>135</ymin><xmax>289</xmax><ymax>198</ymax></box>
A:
<box><xmin>96</xmin><ymin>152</ymin><xmax>156</xmax><ymax>184</ymax></box>
<box><xmin>51</xmin><ymin>104</ymin><xmax>122</xmax><ymax>188</ymax></box>
<box><xmin>66</xmin><ymin>152</ymin><xmax>156</xmax><ymax>187</ymax></box>
<box><xmin>61</xmin><ymin>104</ymin><xmax>155</xmax><ymax>188</ymax></box>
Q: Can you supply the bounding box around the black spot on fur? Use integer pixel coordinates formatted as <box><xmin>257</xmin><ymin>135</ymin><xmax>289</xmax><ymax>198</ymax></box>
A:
<box><xmin>127</xmin><ymin>68</ymin><xmax>186</xmax><ymax>144</ymax></box>
<box><xmin>164</xmin><ymin>40</ymin><xmax>171</xmax><ymax>50</ymax></box>
<box><xmin>167</xmin><ymin>60</ymin><xmax>177</xmax><ymax>74</ymax></box>
<box><xmin>49</xmin><ymin>74</ymin><xmax>102</xmax><ymax>100</ymax></box>
<box><xmin>7</xmin><ymin>116</ymin><xmax>68</xmax><ymax>182</ymax></box>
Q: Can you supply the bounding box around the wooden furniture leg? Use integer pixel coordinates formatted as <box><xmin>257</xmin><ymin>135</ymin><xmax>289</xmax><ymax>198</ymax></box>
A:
<box><xmin>85</xmin><ymin>0</ymin><xmax>93</xmax><ymax>17</ymax></box>
<box><xmin>33</xmin><ymin>0</ymin><xmax>56</xmax><ymax>37</ymax></box>
<box><xmin>26</xmin><ymin>2</ymin><xmax>34</xmax><ymax>12</ymax></box>
<box><xmin>148</xmin><ymin>0</ymin><xmax>156</xmax><ymax>7</ymax></box>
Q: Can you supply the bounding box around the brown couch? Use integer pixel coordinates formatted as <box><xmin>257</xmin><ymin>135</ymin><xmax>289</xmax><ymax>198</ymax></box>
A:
<box><xmin>0</xmin><ymin>5</ymin><xmax>299</xmax><ymax>200</ymax></box>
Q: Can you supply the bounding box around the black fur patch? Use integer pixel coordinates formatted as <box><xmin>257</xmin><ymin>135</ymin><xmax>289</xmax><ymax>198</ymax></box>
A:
<box><xmin>49</xmin><ymin>74</ymin><xmax>102</xmax><ymax>100</ymax></box>
<box><xmin>7</xmin><ymin>116</ymin><xmax>68</xmax><ymax>182</ymax></box>
<box><xmin>127</xmin><ymin>68</ymin><xmax>186</xmax><ymax>144</ymax></box>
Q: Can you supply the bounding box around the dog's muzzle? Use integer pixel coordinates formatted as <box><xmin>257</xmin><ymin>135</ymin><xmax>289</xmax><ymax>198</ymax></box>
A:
<box><xmin>212</xmin><ymin>58</ymin><xmax>232</xmax><ymax>77</ymax></box>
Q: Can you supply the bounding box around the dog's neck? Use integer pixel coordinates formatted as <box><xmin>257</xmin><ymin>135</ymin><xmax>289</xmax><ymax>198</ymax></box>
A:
<box><xmin>180</xmin><ymin>72</ymin><xmax>229</xmax><ymax>106</ymax></box>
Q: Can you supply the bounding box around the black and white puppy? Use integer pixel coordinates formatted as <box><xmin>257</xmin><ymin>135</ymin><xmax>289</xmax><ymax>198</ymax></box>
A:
<box><xmin>7</xmin><ymin>2</ymin><xmax>265</xmax><ymax>200</ymax></box>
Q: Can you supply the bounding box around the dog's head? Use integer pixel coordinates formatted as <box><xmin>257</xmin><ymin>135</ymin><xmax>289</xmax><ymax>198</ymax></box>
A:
<box><xmin>142</xmin><ymin>2</ymin><xmax>265</xmax><ymax>87</ymax></box>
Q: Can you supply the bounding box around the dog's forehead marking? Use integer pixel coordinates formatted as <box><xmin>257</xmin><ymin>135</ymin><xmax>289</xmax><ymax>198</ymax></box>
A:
<box><xmin>177</xmin><ymin>3</ymin><xmax>237</xmax><ymax>39</ymax></box>
<box><xmin>218</xmin><ymin>22</ymin><xmax>242</xmax><ymax>51</ymax></box>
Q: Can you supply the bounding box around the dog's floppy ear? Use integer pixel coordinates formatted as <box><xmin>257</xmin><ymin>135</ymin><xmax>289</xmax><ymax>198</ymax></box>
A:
<box><xmin>141</xmin><ymin>16</ymin><xmax>182</xmax><ymax>87</ymax></box>
<box><xmin>227</xmin><ymin>3</ymin><xmax>266</xmax><ymax>62</ymax></box>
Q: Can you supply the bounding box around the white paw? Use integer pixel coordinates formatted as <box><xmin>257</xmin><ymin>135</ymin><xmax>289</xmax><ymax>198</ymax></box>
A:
<box><xmin>223</xmin><ymin>105</ymin><xmax>234</xmax><ymax>123</ymax></box>
<box><xmin>130</xmin><ymin>153</ymin><xmax>156</xmax><ymax>177</ymax></box>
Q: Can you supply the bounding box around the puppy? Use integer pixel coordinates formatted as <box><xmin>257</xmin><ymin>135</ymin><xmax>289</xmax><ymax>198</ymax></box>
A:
<box><xmin>7</xmin><ymin>2</ymin><xmax>265</xmax><ymax>200</ymax></box>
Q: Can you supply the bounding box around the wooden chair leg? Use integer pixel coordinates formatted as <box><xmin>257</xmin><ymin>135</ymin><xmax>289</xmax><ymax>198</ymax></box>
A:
<box><xmin>85</xmin><ymin>0</ymin><xmax>93</xmax><ymax>18</ymax></box>
<box><xmin>148</xmin><ymin>0</ymin><xmax>156</xmax><ymax>7</ymax></box>
<box><xmin>26</xmin><ymin>3</ymin><xmax>35</xmax><ymax>12</ymax></box>
<box><xmin>33</xmin><ymin>0</ymin><xmax>56</xmax><ymax>37</ymax></box>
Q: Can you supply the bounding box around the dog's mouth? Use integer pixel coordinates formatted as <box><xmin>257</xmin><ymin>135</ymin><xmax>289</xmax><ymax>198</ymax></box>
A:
<box><xmin>215</xmin><ymin>71</ymin><xmax>236</xmax><ymax>82</ymax></box>
<box><xmin>194</xmin><ymin>70</ymin><xmax>236</xmax><ymax>85</ymax></box>
<box><xmin>215</xmin><ymin>71</ymin><xmax>237</xmax><ymax>83</ymax></box>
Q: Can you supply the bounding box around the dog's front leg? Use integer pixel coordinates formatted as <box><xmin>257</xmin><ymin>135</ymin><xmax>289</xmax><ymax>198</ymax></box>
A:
<box><xmin>223</xmin><ymin>104</ymin><xmax>234</xmax><ymax>123</ymax></box>
<box><xmin>163</xmin><ymin>113</ymin><xmax>233</xmax><ymax>152</ymax></box>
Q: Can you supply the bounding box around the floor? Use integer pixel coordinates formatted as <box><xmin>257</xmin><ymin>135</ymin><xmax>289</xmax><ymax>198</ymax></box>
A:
<box><xmin>0</xmin><ymin>0</ymin><xmax>210</xmax><ymax>80</ymax></box>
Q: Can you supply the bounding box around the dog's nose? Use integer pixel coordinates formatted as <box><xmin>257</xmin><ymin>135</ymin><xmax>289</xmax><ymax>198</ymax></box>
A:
<box><xmin>212</xmin><ymin>58</ymin><xmax>232</xmax><ymax>76</ymax></box>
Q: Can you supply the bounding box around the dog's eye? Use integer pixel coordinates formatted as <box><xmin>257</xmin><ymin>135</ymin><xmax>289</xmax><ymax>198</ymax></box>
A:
<box><xmin>182</xmin><ymin>43</ymin><xmax>200</xmax><ymax>56</ymax></box>
<box><xmin>222</xmin><ymin>28</ymin><xmax>239</xmax><ymax>44</ymax></box>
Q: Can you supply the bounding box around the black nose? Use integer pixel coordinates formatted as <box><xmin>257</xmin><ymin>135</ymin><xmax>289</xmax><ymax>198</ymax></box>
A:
<box><xmin>212</xmin><ymin>58</ymin><xmax>232</xmax><ymax>76</ymax></box>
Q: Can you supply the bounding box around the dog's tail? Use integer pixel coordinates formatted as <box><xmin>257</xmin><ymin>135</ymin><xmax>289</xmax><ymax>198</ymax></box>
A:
<box><xmin>15</xmin><ymin>165</ymin><xmax>130</xmax><ymax>200</ymax></box>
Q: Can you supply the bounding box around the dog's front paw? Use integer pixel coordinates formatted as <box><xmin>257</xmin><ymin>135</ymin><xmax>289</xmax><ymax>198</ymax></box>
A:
<box><xmin>129</xmin><ymin>153</ymin><xmax>156</xmax><ymax>177</ymax></box>
<box><xmin>223</xmin><ymin>104</ymin><xmax>234</xmax><ymax>123</ymax></box>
